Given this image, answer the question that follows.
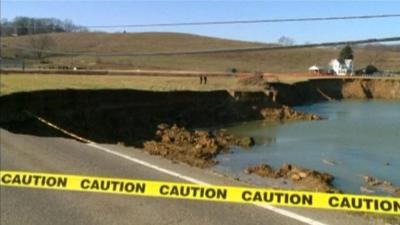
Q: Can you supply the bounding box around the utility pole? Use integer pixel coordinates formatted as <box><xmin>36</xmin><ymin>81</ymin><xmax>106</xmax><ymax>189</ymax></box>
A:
<box><xmin>22</xmin><ymin>57</ymin><xmax>25</xmax><ymax>72</ymax></box>
<box><xmin>13</xmin><ymin>25</ymin><xmax>18</xmax><ymax>36</ymax></box>
<box><xmin>71</xmin><ymin>56</ymin><xmax>74</xmax><ymax>69</ymax></box>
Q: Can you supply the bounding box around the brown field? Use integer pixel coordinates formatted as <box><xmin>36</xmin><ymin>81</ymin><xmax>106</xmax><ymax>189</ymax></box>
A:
<box><xmin>1</xmin><ymin>32</ymin><xmax>400</xmax><ymax>73</ymax></box>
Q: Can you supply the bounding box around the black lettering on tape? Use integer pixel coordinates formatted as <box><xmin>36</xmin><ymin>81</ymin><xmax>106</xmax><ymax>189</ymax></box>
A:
<box><xmin>241</xmin><ymin>190</ymin><xmax>313</xmax><ymax>206</ymax></box>
<box><xmin>80</xmin><ymin>179</ymin><xmax>145</xmax><ymax>193</ymax></box>
<box><xmin>242</xmin><ymin>191</ymin><xmax>252</xmax><ymax>201</ymax></box>
<box><xmin>2</xmin><ymin>171</ymin><xmax>399</xmax><ymax>215</ymax></box>
<box><xmin>159</xmin><ymin>185</ymin><xmax>227</xmax><ymax>200</ymax></box>
<box><xmin>1</xmin><ymin>173</ymin><xmax>67</xmax><ymax>188</ymax></box>
<box><xmin>329</xmin><ymin>196</ymin><xmax>339</xmax><ymax>207</ymax></box>
<box><xmin>394</xmin><ymin>201</ymin><xmax>400</xmax><ymax>212</ymax></box>
<box><xmin>1</xmin><ymin>174</ymin><xmax>12</xmax><ymax>183</ymax></box>
<box><xmin>328</xmin><ymin>196</ymin><xmax>400</xmax><ymax>213</ymax></box>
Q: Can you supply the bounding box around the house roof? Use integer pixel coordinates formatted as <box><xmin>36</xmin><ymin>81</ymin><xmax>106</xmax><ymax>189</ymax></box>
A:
<box><xmin>329</xmin><ymin>59</ymin><xmax>353</xmax><ymax>70</ymax></box>
<box><xmin>330</xmin><ymin>58</ymin><xmax>352</xmax><ymax>64</ymax></box>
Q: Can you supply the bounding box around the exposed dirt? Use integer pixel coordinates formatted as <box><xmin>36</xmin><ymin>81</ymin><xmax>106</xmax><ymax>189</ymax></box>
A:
<box><xmin>361</xmin><ymin>175</ymin><xmax>400</xmax><ymax>196</ymax></box>
<box><xmin>143</xmin><ymin>124</ymin><xmax>254</xmax><ymax>168</ymax></box>
<box><xmin>244</xmin><ymin>163</ymin><xmax>340</xmax><ymax>193</ymax></box>
<box><xmin>260</xmin><ymin>105</ymin><xmax>322</xmax><ymax>121</ymax></box>
<box><xmin>0</xmin><ymin>89</ymin><xmax>319</xmax><ymax>147</ymax></box>
<box><xmin>269</xmin><ymin>78</ymin><xmax>400</xmax><ymax>106</ymax></box>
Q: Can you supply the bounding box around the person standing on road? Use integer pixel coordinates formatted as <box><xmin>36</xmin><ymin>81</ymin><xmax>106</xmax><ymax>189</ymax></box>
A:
<box><xmin>200</xmin><ymin>75</ymin><xmax>203</xmax><ymax>84</ymax></box>
<box><xmin>204</xmin><ymin>76</ymin><xmax>207</xmax><ymax>85</ymax></box>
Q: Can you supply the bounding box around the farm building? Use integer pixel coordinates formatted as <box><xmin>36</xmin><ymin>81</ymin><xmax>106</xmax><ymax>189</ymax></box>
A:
<box><xmin>308</xmin><ymin>65</ymin><xmax>323</xmax><ymax>75</ymax></box>
<box><xmin>329</xmin><ymin>59</ymin><xmax>353</xmax><ymax>76</ymax></box>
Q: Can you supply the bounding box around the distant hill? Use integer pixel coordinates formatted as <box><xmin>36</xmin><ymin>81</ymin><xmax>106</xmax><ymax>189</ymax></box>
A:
<box><xmin>1</xmin><ymin>32</ymin><xmax>399</xmax><ymax>72</ymax></box>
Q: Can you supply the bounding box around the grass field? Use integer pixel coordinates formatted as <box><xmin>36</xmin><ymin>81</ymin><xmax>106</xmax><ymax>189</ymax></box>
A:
<box><xmin>3</xmin><ymin>72</ymin><xmax>399</xmax><ymax>96</ymax></box>
<box><xmin>2</xmin><ymin>32</ymin><xmax>400</xmax><ymax>73</ymax></box>
<box><xmin>0</xmin><ymin>74</ymin><xmax>239</xmax><ymax>95</ymax></box>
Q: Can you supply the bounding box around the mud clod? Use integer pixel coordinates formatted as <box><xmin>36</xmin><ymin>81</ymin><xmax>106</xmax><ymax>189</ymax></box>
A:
<box><xmin>362</xmin><ymin>175</ymin><xmax>400</xmax><ymax>196</ymax></box>
<box><xmin>235</xmin><ymin>137</ymin><xmax>255</xmax><ymax>148</ymax></box>
<box><xmin>244</xmin><ymin>164</ymin><xmax>276</xmax><ymax>177</ymax></box>
<box><xmin>260</xmin><ymin>105</ymin><xmax>322</xmax><ymax>121</ymax></box>
<box><xmin>245</xmin><ymin>163</ymin><xmax>340</xmax><ymax>193</ymax></box>
<box><xmin>144</xmin><ymin>124</ymin><xmax>254</xmax><ymax>168</ymax></box>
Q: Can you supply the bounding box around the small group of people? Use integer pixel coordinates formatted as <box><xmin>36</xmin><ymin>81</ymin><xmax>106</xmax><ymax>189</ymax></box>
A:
<box><xmin>199</xmin><ymin>75</ymin><xmax>208</xmax><ymax>85</ymax></box>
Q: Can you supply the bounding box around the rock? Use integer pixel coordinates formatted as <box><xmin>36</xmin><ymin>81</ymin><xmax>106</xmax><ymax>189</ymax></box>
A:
<box><xmin>291</xmin><ymin>174</ymin><xmax>301</xmax><ymax>181</ymax></box>
<box><xmin>155</xmin><ymin>130</ymin><xmax>163</xmax><ymax>136</ymax></box>
<box><xmin>311</xmin><ymin>115</ymin><xmax>320</xmax><ymax>120</ymax></box>
<box><xmin>194</xmin><ymin>130</ymin><xmax>209</xmax><ymax>137</ymax></box>
<box><xmin>363</xmin><ymin>175</ymin><xmax>381</xmax><ymax>186</ymax></box>
<box><xmin>157</xmin><ymin>123</ymin><xmax>170</xmax><ymax>130</ymax></box>
<box><xmin>320</xmin><ymin>173</ymin><xmax>334</xmax><ymax>183</ymax></box>
<box><xmin>161</xmin><ymin>134</ymin><xmax>171</xmax><ymax>143</ymax></box>
<box><xmin>322</xmin><ymin>159</ymin><xmax>337</xmax><ymax>166</ymax></box>
<box><xmin>383</xmin><ymin>180</ymin><xmax>392</xmax><ymax>186</ymax></box>
<box><xmin>275</xmin><ymin>163</ymin><xmax>292</xmax><ymax>177</ymax></box>
<box><xmin>194</xmin><ymin>144</ymin><xmax>202</xmax><ymax>150</ymax></box>
<box><xmin>298</xmin><ymin>172</ymin><xmax>308</xmax><ymax>178</ymax></box>
<box><xmin>360</xmin><ymin>186</ymin><xmax>375</xmax><ymax>194</ymax></box>
<box><xmin>244</xmin><ymin>164</ymin><xmax>276</xmax><ymax>177</ymax></box>
<box><xmin>219</xmin><ymin>129</ymin><xmax>227</xmax><ymax>133</ymax></box>
<box><xmin>236</xmin><ymin>137</ymin><xmax>255</xmax><ymax>148</ymax></box>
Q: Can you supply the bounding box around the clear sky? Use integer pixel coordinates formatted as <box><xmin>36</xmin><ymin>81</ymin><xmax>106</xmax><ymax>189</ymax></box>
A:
<box><xmin>1</xmin><ymin>0</ymin><xmax>400</xmax><ymax>44</ymax></box>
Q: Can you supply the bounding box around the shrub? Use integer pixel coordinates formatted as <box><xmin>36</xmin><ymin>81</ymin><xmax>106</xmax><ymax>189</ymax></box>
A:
<box><xmin>226</xmin><ymin>67</ymin><xmax>238</xmax><ymax>73</ymax></box>
<box><xmin>365</xmin><ymin>64</ymin><xmax>379</xmax><ymax>75</ymax></box>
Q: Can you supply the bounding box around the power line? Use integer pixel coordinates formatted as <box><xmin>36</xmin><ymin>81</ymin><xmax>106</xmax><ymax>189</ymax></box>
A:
<box><xmin>3</xmin><ymin>14</ymin><xmax>400</xmax><ymax>29</ymax></box>
<box><xmin>86</xmin><ymin>14</ymin><xmax>400</xmax><ymax>28</ymax></box>
<box><xmin>3</xmin><ymin>36</ymin><xmax>400</xmax><ymax>57</ymax></box>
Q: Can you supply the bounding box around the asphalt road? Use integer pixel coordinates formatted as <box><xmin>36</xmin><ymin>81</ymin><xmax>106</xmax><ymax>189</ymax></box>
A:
<box><xmin>0</xmin><ymin>129</ymin><xmax>387</xmax><ymax>225</ymax></box>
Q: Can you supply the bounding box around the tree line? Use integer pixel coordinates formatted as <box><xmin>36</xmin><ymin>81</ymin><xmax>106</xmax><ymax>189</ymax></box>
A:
<box><xmin>0</xmin><ymin>17</ymin><xmax>88</xmax><ymax>36</ymax></box>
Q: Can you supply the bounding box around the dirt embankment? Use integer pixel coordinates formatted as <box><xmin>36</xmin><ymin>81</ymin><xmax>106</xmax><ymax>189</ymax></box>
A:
<box><xmin>270</xmin><ymin>78</ymin><xmax>400</xmax><ymax>105</ymax></box>
<box><xmin>0</xmin><ymin>88</ymin><xmax>321</xmax><ymax>168</ymax></box>
<box><xmin>0</xmin><ymin>89</ymin><xmax>316</xmax><ymax>147</ymax></box>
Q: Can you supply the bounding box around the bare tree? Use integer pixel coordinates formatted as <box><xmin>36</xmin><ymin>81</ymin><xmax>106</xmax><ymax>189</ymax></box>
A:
<box><xmin>29</xmin><ymin>34</ymin><xmax>56</xmax><ymax>59</ymax></box>
<box><xmin>278</xmin><ymin>36</ymin><xmax>295</xmax><ymax>46</ymax></box>
<box><xmin>1</xmin><ymin>17</ymin><xmax>88</xmax><ymax>36</ymax></box>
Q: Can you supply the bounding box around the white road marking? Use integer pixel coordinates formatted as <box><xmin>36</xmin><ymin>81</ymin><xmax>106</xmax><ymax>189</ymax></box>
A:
<box><xmin>87</xmin><ymin>142</ymin><xmax>328</xmax><ymax>225</ymax></box>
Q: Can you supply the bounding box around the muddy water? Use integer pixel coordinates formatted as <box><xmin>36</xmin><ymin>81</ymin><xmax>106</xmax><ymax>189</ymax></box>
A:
<box><xmin>216</xmin><ymin>100</ymin><xmax>400</xmax><ymax>194</ymax></box>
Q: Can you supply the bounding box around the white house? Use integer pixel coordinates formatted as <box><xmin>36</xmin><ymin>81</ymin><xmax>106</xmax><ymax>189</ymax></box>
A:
<box><xmin>329</xmin><ymin>59</ymin><xmax>353</xmax><ymax>76</ymax></box>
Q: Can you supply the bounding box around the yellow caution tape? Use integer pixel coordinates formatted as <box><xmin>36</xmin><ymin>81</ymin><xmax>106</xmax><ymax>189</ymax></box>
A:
<box><xmin>1</xmin><ymin>170</ymin><xmax>399</xmax><ymax>215</ymax></box>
